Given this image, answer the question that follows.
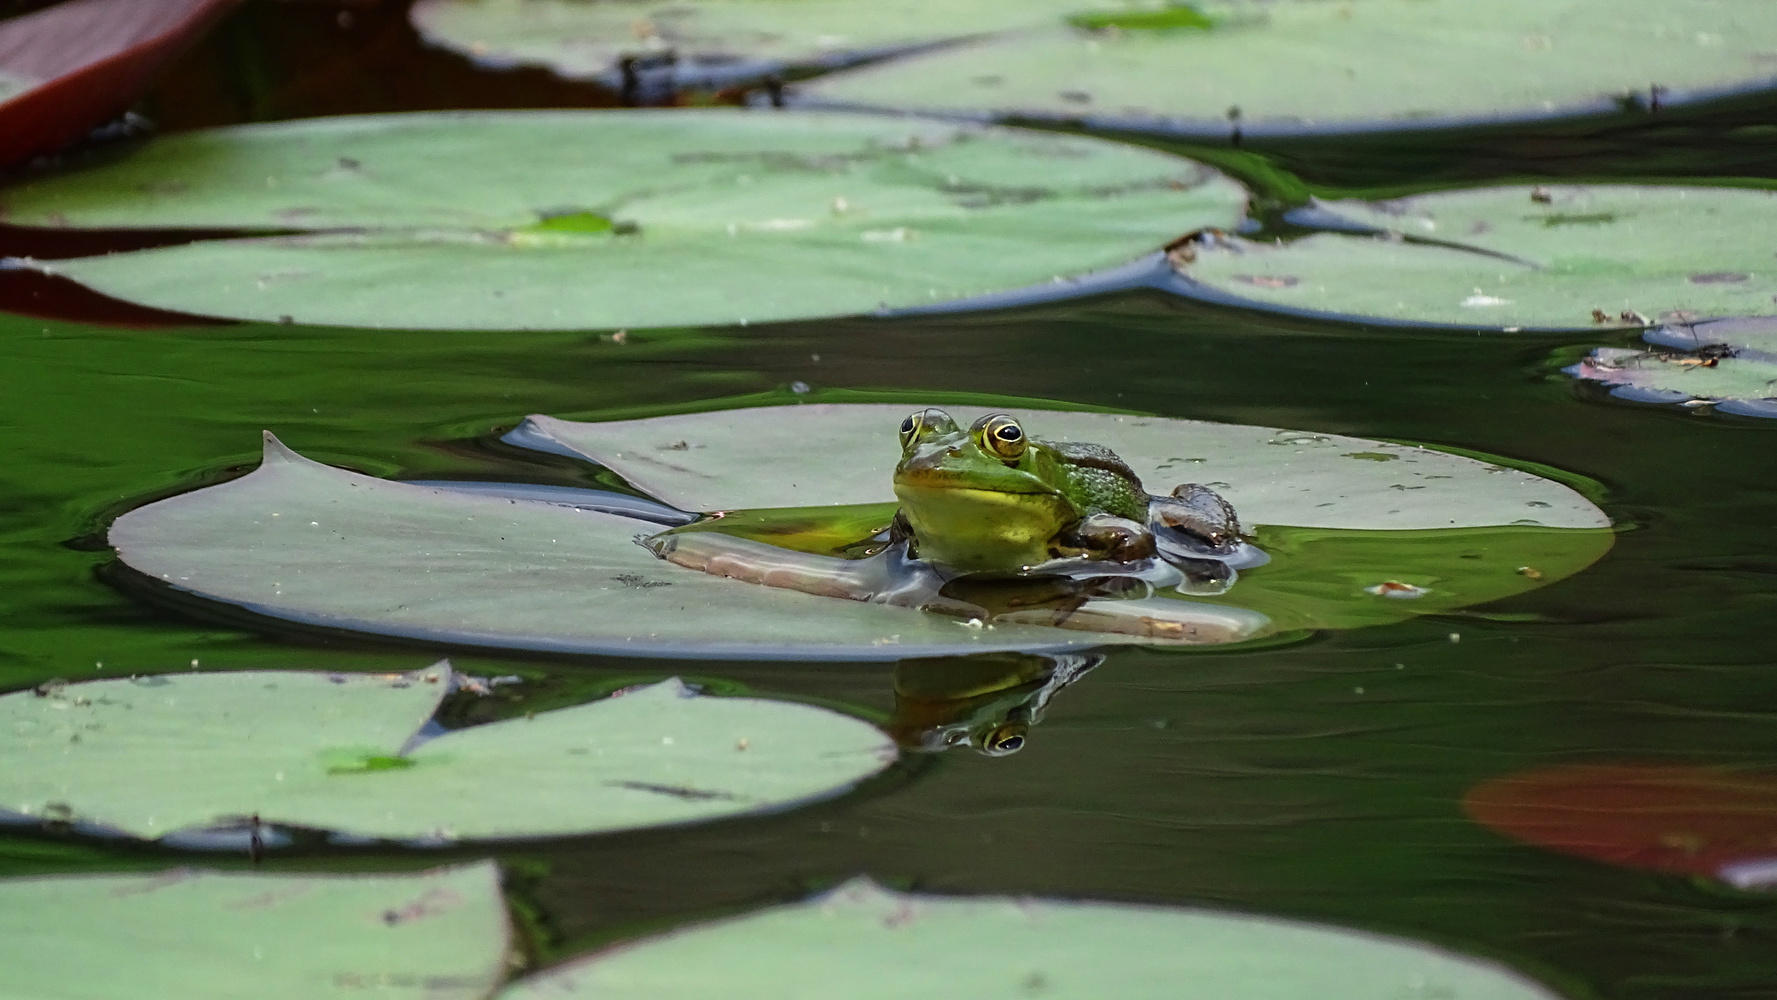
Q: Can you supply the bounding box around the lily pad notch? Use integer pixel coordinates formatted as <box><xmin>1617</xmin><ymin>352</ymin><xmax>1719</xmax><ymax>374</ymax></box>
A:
<box><xmin>0</xmin><ymin>662</ymin><xmax>897</xmax><ymax>845</ymax></box>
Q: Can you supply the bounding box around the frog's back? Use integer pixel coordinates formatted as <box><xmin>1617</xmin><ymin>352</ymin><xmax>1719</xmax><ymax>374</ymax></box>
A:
<box><xmin>1044</xmin><ymin>439</ymin><xmax>1149</xmax><ymax>522</ymax></box>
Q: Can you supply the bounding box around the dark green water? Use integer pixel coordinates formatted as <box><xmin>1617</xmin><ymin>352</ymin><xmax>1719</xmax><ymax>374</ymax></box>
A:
<box><xmin>3</xmin><ymin>4</ymin><xmax>1776</xmax><ymax>998</ymax></box>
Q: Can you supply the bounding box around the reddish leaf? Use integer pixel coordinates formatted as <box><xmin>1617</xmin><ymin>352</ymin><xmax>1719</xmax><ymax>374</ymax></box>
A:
<box><xmin>1464</xmin><ymin>763</ymin><xmax>1777</xmax><ymax>885</ymax></box>
<box><xmin>0</xmin><ymin>0</ymin><xmax>241</xmax><ymax>166</ymax></box>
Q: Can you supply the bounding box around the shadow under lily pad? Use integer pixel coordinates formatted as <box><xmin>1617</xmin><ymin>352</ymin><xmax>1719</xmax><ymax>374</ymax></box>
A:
<box><xmin>0</xmin><ymin>664</ymin><xmax>895</xmax><ymax>845</ymax></box>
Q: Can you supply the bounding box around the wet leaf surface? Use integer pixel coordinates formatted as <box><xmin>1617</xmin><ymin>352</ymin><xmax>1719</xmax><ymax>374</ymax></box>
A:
<box><xmin>0</xmin><ymin>665</ymin><xmax>894</xmax><ymax>842</ymax></box>
<box><xmin>0</xmin><ymin>861</ymin><xmax>509</xmax><ymax>1000</ymax></box>
<box><xmin>0</xmin><ymin>110</ymin><xmax>1244</xmax><ymax>330</ymax></box>
<box><xmin>498</xmin><ymin>877</ymin><xmax>1562</xmax><ymax>1000</ymax></box>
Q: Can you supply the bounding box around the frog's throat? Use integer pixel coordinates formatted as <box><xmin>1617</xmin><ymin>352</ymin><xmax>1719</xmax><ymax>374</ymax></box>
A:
<box><xmin>894</xmin><ymin>484</ymin><xmax>1075</xmax><ymax>573</ymax></box>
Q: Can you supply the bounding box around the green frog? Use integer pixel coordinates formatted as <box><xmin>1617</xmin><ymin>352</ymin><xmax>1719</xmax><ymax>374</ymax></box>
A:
<box><xmin>891</xmin><ymin>408</ymin><xmax>1241</xmax><ymax>575</ymax></box>
<box><xmin>643</xmin><ymin>408</ymin><xmax>1265</xmax><ymax>642</ymax></box>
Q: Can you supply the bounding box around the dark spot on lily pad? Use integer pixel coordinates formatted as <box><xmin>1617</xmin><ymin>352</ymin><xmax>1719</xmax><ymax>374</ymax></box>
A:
<box><xmin>608</xmin><ymin>780</ymin><xmax>737</xmax><ymax>801</ymax></box>
<box><xmin>1690</xmin><ymin>271</ymin><xmax>1750</xmax><ymax>284</ymax></box>
<box><xmin>1538</xmin><ymin>212</ymin><xmax>1617</xmax><ymax>226</ymax></box>
<box><xmin>1233</xmin><ymin>274</ymin><xmax>1299</xmax><ymax>289</ymax></box>
<box><xmin>1058</xmin><ymin>90</ymin><xmax>1092</xmax><ymax>104</ymax></box>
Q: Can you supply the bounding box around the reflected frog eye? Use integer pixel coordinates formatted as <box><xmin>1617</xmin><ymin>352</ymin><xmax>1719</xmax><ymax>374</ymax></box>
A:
<box><xmin>973</xmin><ymin>413</ymin><xmax>1027</xmax><ymax>462</ymax></box>
<box><xmin>976</xmin><ymin>723</ymin><xmax>1028</xmax><ymax>757</ymax></box>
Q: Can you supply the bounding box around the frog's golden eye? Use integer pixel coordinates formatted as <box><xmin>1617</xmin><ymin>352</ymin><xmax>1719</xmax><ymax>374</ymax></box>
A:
<box><xmin>973</xmin><ymin>413</ymin><xmax>1027</xmax><ymax>462</ymax></box>
<box><xmin>976</xmin><ymin>723</ymin><xmax>1028</xmax><ymax>757</ymax></box>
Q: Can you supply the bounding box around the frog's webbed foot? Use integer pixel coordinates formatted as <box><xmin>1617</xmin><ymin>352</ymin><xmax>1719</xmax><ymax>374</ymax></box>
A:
<box><xmin>1148</xmin><ymin>484</ymin><xmax>1268</xmax><ymax>595</ymax></box>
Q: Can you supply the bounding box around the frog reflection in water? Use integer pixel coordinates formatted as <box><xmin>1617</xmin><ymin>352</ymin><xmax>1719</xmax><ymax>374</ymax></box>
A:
<box><xmin>643</xmin><ymin>409</ymin><xmax>1268</xmax><ymax>641</ymax></box>
<box><xmin>888</xmin><ymin>652</ymin><xmax>1101</xmax><ymax>756</ymax></box>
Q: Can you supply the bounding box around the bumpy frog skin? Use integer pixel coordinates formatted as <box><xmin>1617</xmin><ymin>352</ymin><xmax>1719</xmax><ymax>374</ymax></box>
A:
<box><xmin>644</xmin><ymin>409</ymin><xmax>1269</xmax><ymax>642</ymax></box>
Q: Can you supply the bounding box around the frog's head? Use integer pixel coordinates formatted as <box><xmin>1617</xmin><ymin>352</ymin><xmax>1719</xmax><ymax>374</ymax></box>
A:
<box><xmin>891</xmin><ymin>408</ymin><xmax>1081</xmax><ymax>573</ymax></box>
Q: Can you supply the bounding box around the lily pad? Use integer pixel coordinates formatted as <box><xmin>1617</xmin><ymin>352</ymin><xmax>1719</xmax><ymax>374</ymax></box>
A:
<box><xmin>498</xmin><ymin>876</ymin><xmax>1560</xmax><ymax>999</ymax></box>
<box><xmin>1566</xmin><ymin>316</ymin><xmax>1777</xmax><ymax>416</ymax></box>
<box><xmin>509</xmin><ymin>405</ymin><xmax>1609</xmax><ymax>528</ymax></box>
<box><xmin>109</xmin><ymin>404</ymin><xmax>1609</xmax><ymax>658</ymax></box>
<box><xmin>0</xmin><ymin>110</ymin><xmax>1244</xmax><ymax>330</ymax></box>
<box><xmin>800</xmin><ymin>0</ymin><xmax>1777</xmax><ymax>135</ymax></box>
<box><xmin>0</xmin><ymin>0</ymin><xmax>240</xmax><ymax>166</ymax></box>
<box><xmin>0</xmin><ymin>861</ymin><xmax>509</xmax><ymax>1000</ymax></box>
<box><xmin>0</xmin><ymin>664</ymin><xmax>894</xmax><ymax>843</ymax></box>
<box><xmin>1464</xmin><ymin>764</ymin><xmax>1777</xmax><ymax>891</ymax></box>
<box><xmin>1171</xmin><ymin>185</ymin><xmax>1777</xmax><ymax>331</ymax></box>
<box><xmin>410</xmin><ymin>0</ymin><xmax>1085</xmax><ymax>90</ymax></box>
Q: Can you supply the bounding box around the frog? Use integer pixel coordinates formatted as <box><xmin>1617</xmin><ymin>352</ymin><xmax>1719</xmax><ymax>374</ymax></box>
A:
<box><xmin>641</xmin><ymin>408</ymin><xmax>1268</xmax><ymax>642</ymax></box>
<box><xmin>890</xmin><ymin>408</ymin><xmax>1249</xmax><ymax>582</ymax></box>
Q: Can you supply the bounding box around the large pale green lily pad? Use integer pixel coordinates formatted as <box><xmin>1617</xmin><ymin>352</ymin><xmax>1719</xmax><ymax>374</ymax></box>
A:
<box><xmin>512</xmin><ymin>405</ymin><xmax>1608</xmax><ymax>528</ymax></box>
<box><xmin>410</xmin><ymin>0</ymin><xmax>1084</xmax><ymax>85</ymax></box>
<box><xmin>0</xmin><ymin>665</ymin><xmax>894</xmax><ymax>842</ymax></box>
<box><xmin>0</xmin><ymin>110</ymin><xmax>1244</xmax><ymax>330</ymax></box>
<box><xmin>498</xmin><ymin>877</ymin><xmax>1560</xmax><ymax>999</ymax></box>
<box><xmin>1566</xmin><ymin>316</ymin><xmax>1777</xmax><ymax>417</ymax></box>
<box><xmin>0</xmin><ymin>862</ymin><xmax>509</xmax><ymax>1000</ymax></box>
<box><xmin>109</xmin><ymin>405</ymin><xmax>1609</xmax><ymax>658</ymax></box>
<box><xmin>1172</xmin><ymin>185</ymin><xmax>1777</xmax><ymax>331</ymax></box>
<box><xmin>801</xmin><ymin>0</ymin><xmax>1777</xmax><ymax>134</ymax></box>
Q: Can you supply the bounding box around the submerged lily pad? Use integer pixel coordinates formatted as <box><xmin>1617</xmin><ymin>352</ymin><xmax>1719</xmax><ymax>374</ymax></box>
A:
<box><xmin>1566</xmin><ymin>316</ymin><xmax>1777</xmax><ymax>416</ymax></box>
<box><xmin>0</xmin><ymin>665</ymin><xmax>894</xmax><ymax>843</ymax></box>
<box><xmin>0</xmin><ymin>862</ymin><xmax>509</xmax><ymax>1000</ymax></box>
<box><xmin>110</xmin><ymin>404</ymin><xmax>1609</xmax><ymax>658</ymax></box>
<box><xmin>498</xmin><ymin>877</ymin><xmax>1560</xmax><ymax>999</ymax></box>
<box><xmin>1464</xmin><ymin>764</ymin><xmax>1777</xmax><ymax>891</ymax></box>
<box><xmin>800</xmin><ymin>0</ymin><xmax>1777</xmax><ymax>134</ymax></box>
<box><xmin>1173</xmin><ymin>185</ymin><xmax>1777</xmax><ymax>331</ymax></box>
<box><xmin>0</xmin><ymin>110</ymin><xmax>1244</xmax><ymax>330</ymax></box>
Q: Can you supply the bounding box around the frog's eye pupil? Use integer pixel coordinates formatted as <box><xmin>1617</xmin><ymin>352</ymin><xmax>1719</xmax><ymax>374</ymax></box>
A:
<box><xmin>900</xmin><ymin>416</ymin><xmax>915</xmax><ymax>434</ymax></box>
<box><xmin>995</xmin><ymin>733</ymin><xmax>1024</xmax><ymax>752</ymax></box>
<box><xmin>995</xmin><ymin>425</ymin><xmax>1022</xmax><ymax>442</ymax></box>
